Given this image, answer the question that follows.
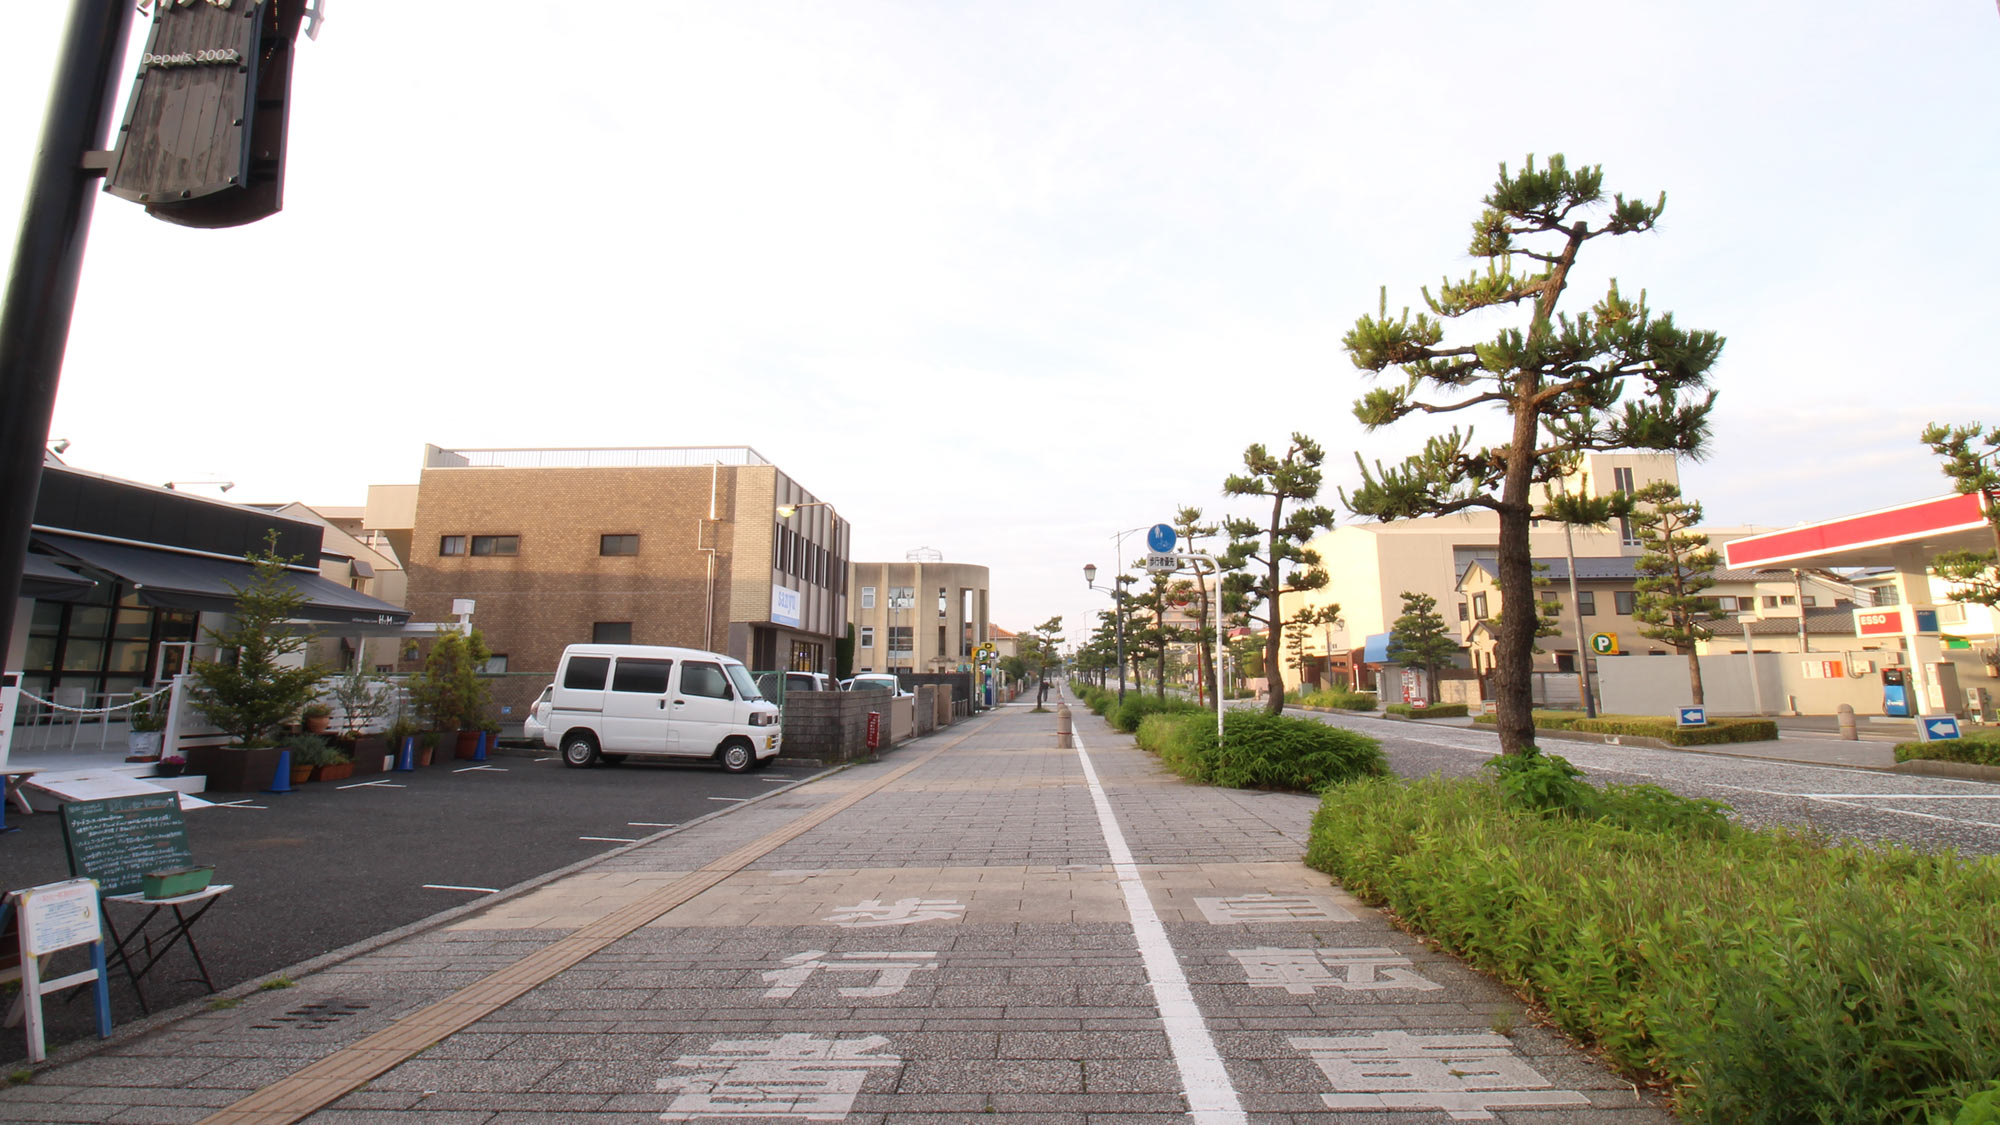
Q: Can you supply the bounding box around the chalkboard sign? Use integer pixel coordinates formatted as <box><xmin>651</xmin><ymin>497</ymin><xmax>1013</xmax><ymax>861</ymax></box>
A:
<box><xmin>60</xmin><ymin>794</ymin><xmax>193</xmax><ymax>897</ymax></box>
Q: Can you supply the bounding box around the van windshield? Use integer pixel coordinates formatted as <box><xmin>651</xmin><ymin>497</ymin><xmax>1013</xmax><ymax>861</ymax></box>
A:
<box><xmin>724</xmin><ymin>663</ymin><xmax>761</xmax><ymax>701</ymax></box>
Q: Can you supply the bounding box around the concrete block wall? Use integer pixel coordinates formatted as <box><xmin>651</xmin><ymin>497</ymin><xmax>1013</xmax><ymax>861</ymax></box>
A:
<box><xmin>780</xmin><ymin>692</ymin><xmax>872</xmax><ymax>764</ymax></box>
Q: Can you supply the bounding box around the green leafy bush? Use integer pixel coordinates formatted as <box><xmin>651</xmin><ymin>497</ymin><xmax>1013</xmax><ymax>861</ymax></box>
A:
<box><xmin>1474</xmin><ymin>711</ymin><xmax>1778</xmax><ymax>745</ymax></box>
<box><xmin>1143</xmin><ymin>709</ymin><xmax>1386</xmax><ymax>791</ymax></box>
<box><xmin>1385</xmin><ymin>702</ymin><xmax>1469</xmax><ymax>718</ymax></box>
<box><xmin>1108</xmin><ymin>694</ymin><xmax>1201</xmax><ymax>733</ymax></box>
<box><xmin>1299</xmin><ymin>689</ymin><xmax>1377</xmax><ymax>710</ymax></box>
<box><xmin>1305</xmin><ymin>774</ymin><xmax>2000</xmax><ymax>1121</ymax></box>
<box><xmin>1895</xmin><ymin>735</ymin><xmax>2000</xmax><ymax>767</ymax></box>
<box><xmin>279</xmin><ymin>734</ymin><xmax>349</xmax><ymax>767</ymax></box>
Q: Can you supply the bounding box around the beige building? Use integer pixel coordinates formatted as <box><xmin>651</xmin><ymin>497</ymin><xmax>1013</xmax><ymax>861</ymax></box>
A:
<box><xmin>849</xmin><ymin>556</ymin><xmax>989</xmax><ymax>675</ymax></box>
<box><xmin>368</xmin><ymin>445</ymin><xmax>848</xmax><ymax>717</ymax></box>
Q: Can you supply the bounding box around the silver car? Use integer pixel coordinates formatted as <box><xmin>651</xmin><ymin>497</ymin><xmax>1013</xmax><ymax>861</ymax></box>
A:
<box><xmin>522</xmin><ymin>684</ymin><xmax>553</xmax><ymax>744</ymax></box>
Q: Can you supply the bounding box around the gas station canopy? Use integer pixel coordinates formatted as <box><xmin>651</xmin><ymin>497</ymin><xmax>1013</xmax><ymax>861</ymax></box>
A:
<box><xmin>1723</xmin><ymin>492</ymin><xmax>1991</xmax><ymax>571</ymax></box>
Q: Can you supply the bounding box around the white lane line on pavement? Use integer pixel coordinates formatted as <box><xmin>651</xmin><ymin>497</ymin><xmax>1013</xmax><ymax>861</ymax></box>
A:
<box><xmin>581</xmin><ymin>836</ymin><xmax>640</xmax><ymax>843</ymax></box>
<box><xmin>708</xmin><ymin>796</ymin><xmax>748</xmax><ymax>802</ymax></box>
<box><xmin>629</xmin><ymin>821</ymin><xmax>678</xmax><ymax>828</ymax></box>
<box><xmin>423</xmin><ymin>884</ymin><xmax>498</xmax><ymax>894</ymax></box>
<box><xmin>1072</xmin><ymin>730</ymin><xmax>1247</xmax><ymax>1125</ymax></box>
<box><xmin>1793</xmin><ymin>793</ymin><xmax>2000</xmax><ymax>799</ymax></box>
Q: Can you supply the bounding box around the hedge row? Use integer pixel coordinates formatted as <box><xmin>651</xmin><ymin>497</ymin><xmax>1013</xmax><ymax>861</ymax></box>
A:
<box><xmin>1135</xmin><ymin>709</ymin><xmax>1386</xmax><ymax>792</ymax></box>
<box><xmin>1385</xmin><ymin>702</ymin><xmax>1469</xmax><ymax>718</ymax></box>
<box><xmin>1895</xmin><ymin>734</ymin><xmax>2000</xmax><ymax>767</ymax></box>
<box><xmin>1297</xmin><ymin>689</ymin><xmax>1377</xmax><ymax>710</ymax></box>
<box><xmin>1474</xmin><ymin>710</ymin><xmax>1779</xmax><ymax>745</ymax></box>
<box><xmin>1305</xmin><ymin>759</ymin><xmax>2000</xmax><ymax>1122</ymax></box>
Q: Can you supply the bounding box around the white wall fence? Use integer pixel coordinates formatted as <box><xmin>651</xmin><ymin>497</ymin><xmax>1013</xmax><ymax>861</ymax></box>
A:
<box><xmin>1593</xmin><ymin>653</ymin><xmax>1992</xmax><ymax>717</ymax></box>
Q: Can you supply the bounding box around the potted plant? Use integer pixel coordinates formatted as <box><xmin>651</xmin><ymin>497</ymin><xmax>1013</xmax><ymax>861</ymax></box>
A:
<box><xmin>300</xmin><ymin>701</ymin><xmax>333</xmax><ymax>735</ymax></box>
<box><xmin>281</xmin><ymin>733</ymin><xmax>351</xmax><ymax>783</ymax></box>
<box><xmin>407</xmin><ymin>628</ymin><xmax>494</xmax><ymax>759</ymax></box>
<box><xmin>182</xmin><ymin>534</ymin><xmax>326</xmax><ymax>792</ymax></box>
<box><xmin>126</xmin><ymin>690</ymin><xmax>167</xmax><ymax>761</ymax></box>
<box><xmin>155</xmin><ymin>752</ymin><xmax>186</xmax><ymax>778</ymax></box>
<box><xmin>330</xmin><ymin>667</ymin><xmax>392</xmax><ymax>773</ymax></box>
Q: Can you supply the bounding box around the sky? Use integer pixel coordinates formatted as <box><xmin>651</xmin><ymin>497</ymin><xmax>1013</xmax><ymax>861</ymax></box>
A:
<box><xmin>4</xmin><ymin>2</ymin><xmax>1997</xmax><ymax>647</ymax></box>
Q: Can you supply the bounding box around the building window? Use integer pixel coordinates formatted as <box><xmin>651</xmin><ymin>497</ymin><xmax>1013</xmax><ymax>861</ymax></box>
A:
<box><xmin>1472</xmin><ymin>592</ymin><xmax>1488</xmax><ymax>621</ymax></box>
<box><xmin>860</xmin><ymin>626</ymin><xmax>875</xmax><ymax>648</ymax></box>
<box><xmin>1614</xmin><ymin>591</ymin><xmax>1636</xmax><ymax>615</ymax></box>
<box><xmin>888</xmin><ymin>625</ymin><xmax>913</xmax><ymax>656</ymax></box>
<box><xmin>593</xmin><ymin>621</ymin><xmax>632</xmax><ymax>645</ymax></box>
<box><xmin>938</xmin><ymin>587</ymin><xmax>948</xmax><ymax>618</ymax></box>
<box><xmin>439</xmin><ymin>535</ymin><xmax>466</xmax><ymax>557</ymax></box>
<box><xmin>482</xmin><ymin>654</ymin><xmax>508</xmax><ymax>675</ymax></box>
<box><xmin>600</xmin><ymin>534</ymin><xmax>639</xmax><ymax>556</ymax></box>
<box><xmin>1457</xmin><ymin>602</ymin><xmax>1468</xmax><ymax>622</ymax></box>
<box><xmin>1578</xmin><ymin>590</ymin><xmax>1596</xmax><ymax>616</ymax></box>
<box><xmin>471</xmin><ymin>535</ymin><xmax>518</xmax><ymax>557</ymax></box>
<box><xmin>861</xmin><ymin>586</ymin><xmax>876</xmax><ymax>609</ymax></box>
<box><xmin>938</xmin><ymin>624</ymin><xmax>947</xmax><ymax>655</ymax></box>
<box><xmin>1802</xmin><ymin>595</ymin><xmax>1816</xmax><ymax>607</ymax></box>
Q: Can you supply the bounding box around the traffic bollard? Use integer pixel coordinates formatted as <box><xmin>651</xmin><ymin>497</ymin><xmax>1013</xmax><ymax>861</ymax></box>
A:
<box><xmin>473</xmin><ymin>730</ymin><xmax>488</xmax><ymax>761</ymax></box>
<box><xmin>1056</xmin><ymin>703</ymin><xmax>1073</xmax><ymax>749</ymax></box>
<box><xmin>1837</xmin><ymin>703</ymin><xmax>1857</xmax><ymax>741</ymax></box>
<box><xmin>265</xmin><ymin>749</ymin><xmax>294</xmax><ymax>793</ymax></box>
<box><xmin>393</xmin><ymin>736</ymin><xmax>416</xmax><ymax>771</ymax></box>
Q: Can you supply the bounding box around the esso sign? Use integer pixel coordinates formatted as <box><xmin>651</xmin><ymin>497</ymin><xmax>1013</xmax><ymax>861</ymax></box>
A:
<box><xmin>1855</xmin><ymin>610</ymin><xmax>1903</xmax><ymax>637</ymax></box>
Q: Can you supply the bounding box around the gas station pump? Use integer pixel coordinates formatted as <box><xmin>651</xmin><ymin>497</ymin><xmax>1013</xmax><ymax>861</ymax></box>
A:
<box><xmin>1881</xmin><ymin>667</ymin><xmax>1912</xmax><ymax>718</ymax></box>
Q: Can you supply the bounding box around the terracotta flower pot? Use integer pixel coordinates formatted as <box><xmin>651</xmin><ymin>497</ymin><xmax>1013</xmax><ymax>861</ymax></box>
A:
<box><xmin>312</xmin><ymin>761</ymin><xmax>354</xmax><ymax>783</ymax></box>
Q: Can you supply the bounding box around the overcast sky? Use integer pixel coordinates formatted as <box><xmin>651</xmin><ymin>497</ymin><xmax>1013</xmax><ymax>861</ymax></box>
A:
<box><xmin>4</xmin><ymin>2</ymin><xmax>1996</xmax><ymax>644</ymax></box>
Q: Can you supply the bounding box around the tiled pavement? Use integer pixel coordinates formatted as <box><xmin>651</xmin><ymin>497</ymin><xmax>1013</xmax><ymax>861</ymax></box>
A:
<box><xmin>0</xmin><ymin>699</ymin><xmax>1675</xmax><ymax>1123</ymax></box>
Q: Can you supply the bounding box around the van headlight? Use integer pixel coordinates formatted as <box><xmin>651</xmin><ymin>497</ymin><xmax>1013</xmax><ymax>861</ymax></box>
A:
<box><xmin>749</xmin><ymin>711</ymin><xmax>778</xmax><ymax>726</ymax></box>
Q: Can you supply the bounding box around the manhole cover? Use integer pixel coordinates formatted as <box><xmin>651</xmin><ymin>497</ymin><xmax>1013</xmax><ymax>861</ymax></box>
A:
<box><xmin>253</xmin><ymin>1000</ymin><xmax>371</xmax><ymax>1031</ymax></box>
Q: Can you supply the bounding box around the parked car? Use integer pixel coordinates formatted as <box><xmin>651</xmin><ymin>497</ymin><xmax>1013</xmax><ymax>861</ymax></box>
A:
<box><xmin>755</xmin><ymin>670</ymin><xmax>835</xmax><ymax>703</ymax></box>
<box><xmin>521</xmin><ymin>683</ymin><xmax>554</xmax><ymax>744</ymax></box>
<box><xmin>841</xmin><ymin>673</ymin><xmax>912</xmax><ymax>697</ymax></box>
<box><xmin>545</xmin><ymin>644</ymin><xmax>781</xmax><ymax>772</ymax></box>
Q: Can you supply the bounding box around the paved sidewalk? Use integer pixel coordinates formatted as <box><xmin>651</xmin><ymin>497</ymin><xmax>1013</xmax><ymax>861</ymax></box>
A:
<box><xmin>0</xmin><ymin>700</ymin><xmax>1673</xmax><ymax>1123</ymax></box>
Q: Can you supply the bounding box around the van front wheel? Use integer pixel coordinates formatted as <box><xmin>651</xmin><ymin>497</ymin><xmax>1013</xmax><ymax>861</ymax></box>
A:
<box><xmin>717</xmin><ymin>739</ymin><xmax>755</xmax><ymax>774</ymax></box>
<box><xmin>561</xmin><ymin>733</ymin><xmax>601</xmax><ymax>768</ymax></box>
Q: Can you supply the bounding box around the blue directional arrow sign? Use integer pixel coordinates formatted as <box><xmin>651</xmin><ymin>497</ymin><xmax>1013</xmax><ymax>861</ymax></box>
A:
<box><xmin>1146</xmin><ymin>523</ymin><xmax>1177</xmax><ymax>554</ymax></box>
<box><xmin>1923</xmin><ymin>716</ymin><xmax>1961</xmax><ymax>741</ymax></box>
<box><xmin>1677</xmin><ymin>706</ymin><xmax>1707</xmax><ymax>728</ymax></box>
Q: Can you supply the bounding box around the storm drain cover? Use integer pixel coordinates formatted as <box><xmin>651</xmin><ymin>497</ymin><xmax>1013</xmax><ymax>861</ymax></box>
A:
<box><xmin>253</xmin><ymin>1000</ymin><xmax>371</xmax><ymax>1031</ymax></box>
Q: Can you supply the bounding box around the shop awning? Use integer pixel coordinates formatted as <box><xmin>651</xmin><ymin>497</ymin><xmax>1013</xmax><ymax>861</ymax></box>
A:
<box><xmin>21</xmin><ymin>553</ymin><xmax>96</xmax><ymax>599</ymax></box>
<box><xmin>1361</xmin><ymin>632</ymin><xmax>1392</xmax><ymax>664</ymax></box>
<box><xmin>35</xmin><ymin>535</ymin><xmax>410</xmax><ymax>626</ymax></box>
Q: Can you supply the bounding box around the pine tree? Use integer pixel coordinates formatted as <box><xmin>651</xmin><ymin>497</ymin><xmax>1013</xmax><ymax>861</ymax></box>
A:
<box><xmin>186</xmin><ymin>534</ymin><xmax>326</xmax><ymax>747</ymax></box>
<box><xmin>1221</xmin><ymin>434</ymin><xmax>1337</xmax><ymax>714</ymax></box>
<box><xmin>1386</xmin><ymin>592</ymin><xmax>1458</xmax><ymax>704</ymax></box>
<box><xmin>1344</xmin><ymin>155</ymin><xmax>1723</xmax><ymax>754</ymax></box>
<box><xmin>1630</xmin><ymin>482</ymin><xmax>1720</xmax><ymax>704</ymax></box>
<box><xmin>1920</xmin><ymin>422</ymin><xmax>2000</xmax><ymax>607</ymax></box>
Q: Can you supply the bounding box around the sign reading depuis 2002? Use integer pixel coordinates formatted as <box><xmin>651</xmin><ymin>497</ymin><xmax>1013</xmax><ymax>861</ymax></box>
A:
<box><xmin>106</xmin><ymin>0</ymin><xmax>312</xmax><ymax>229</ymax></box>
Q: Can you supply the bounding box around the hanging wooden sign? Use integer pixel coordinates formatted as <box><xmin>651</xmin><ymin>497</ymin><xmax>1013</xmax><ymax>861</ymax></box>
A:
<box><xmin>105</xmin><ymin>0</ymin><xmax>311</xmax><ymax>228</ymax></box>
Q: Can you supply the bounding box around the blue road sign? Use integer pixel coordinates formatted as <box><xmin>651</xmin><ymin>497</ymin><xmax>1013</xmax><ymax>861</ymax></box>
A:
<box><xmin>1677</xmin><ymin>706</ymin><xmax>1707</xmax><ymax>727</ymax></box>
<box><xmin>1147</xmin><ymin>523</ymin><xmax>1177</xmax><ymax>554</ymax></box>
<box><xmin>1923</xmin><ymin>716</ymin><xmax>1962</xmax><ymax>741</ymax></box>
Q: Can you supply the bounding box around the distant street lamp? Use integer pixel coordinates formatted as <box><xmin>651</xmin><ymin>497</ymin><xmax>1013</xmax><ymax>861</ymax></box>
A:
<box><xmin>1084</xmin><ymin>563</ymin><xmax>1131</xmax><ymax>703</ymax></box>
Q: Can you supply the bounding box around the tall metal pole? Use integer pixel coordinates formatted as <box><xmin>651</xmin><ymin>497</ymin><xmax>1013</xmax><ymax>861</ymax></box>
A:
<box><xmin>0</xmin><ymin>0</ymin><xmax>139</xmax><ymax>669</ymax></box>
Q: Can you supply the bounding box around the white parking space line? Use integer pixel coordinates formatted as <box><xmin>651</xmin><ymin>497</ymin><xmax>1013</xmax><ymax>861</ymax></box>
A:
<box><xmin>629</xmin><ymin>822</ymin><xmax>677</xmax><ymax>828</ymax></box>
<box><xmin>423</xmin><ymin>884</ymin><xmax>498</xmax><ymax>894</ymax></box>
<box><xmin>1794</xmin><ymin>793</ymin><xmax>2000</xmax><ymax>799</ymax></box>
<box><xmin>453</xmin><ymin>765</ymin><xmax>507</xmax><ymax>773</ymax></box>
<box><xmin>708</xmin><ymin>797</ymin><xmax>748</xmax><ymax>803</ymax></box>
<box><xmin>581</xmin><ymin>836</ymin><xmax>639</xmax><ymax>843</ymax></box>
<box><xmin>758</xmin><ymin>776</ymin><xmax>796</xmax><ymax>783</ymax></box>
<box><xmin>337</xmin><ymin>780</ymin><xmax>404</xmax><ymax>790</ymax></box>
<box><xmin>1073</xmin><ymin>730</ymin><xmax>1246</xmax><ymax>1125</ymax></box>
<box><xmin>209</xmin><ymin>799</ymin><xmax>268</xmax><ymax>810</ymax></box>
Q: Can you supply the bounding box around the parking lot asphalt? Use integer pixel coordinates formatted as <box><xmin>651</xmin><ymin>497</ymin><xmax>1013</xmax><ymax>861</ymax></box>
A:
<box><xmin>0</xmin><ymin>699</ymin><xmax>1671</xmax><ymax>1123</ymax></box>
<box><xmin>0</xmin><ymin>746</ymin><xmax>825</xmax><ymax>1054</ymax></box>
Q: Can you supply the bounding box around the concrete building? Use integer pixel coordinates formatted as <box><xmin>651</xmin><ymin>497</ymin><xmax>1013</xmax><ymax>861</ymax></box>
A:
<box><xmin>376</xmin><ymin>445</ymin><xmax>849</xmax><ymax>718</ymax></box>
<box><xmin>849</xmin><ymin>555</ymin><xmax>989</xmax><ymax>676</ymax></box>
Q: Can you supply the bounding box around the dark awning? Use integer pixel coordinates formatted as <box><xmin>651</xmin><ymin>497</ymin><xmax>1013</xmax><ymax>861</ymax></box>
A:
<box><xmin>35</xmin><ymin>535</ymin><xmax>410</xmax><ymax>626</ymax></box>
<box><xmin>21</xmin><ymin>553</ymin><xmax>97</xmax><ymax>599</ymax></box>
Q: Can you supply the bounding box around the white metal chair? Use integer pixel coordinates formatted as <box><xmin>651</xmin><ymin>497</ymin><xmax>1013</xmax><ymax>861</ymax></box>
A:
<box><xmin>51</xmin><ymin>686</ymin><xmax>88</xmax><ymax>752</ymax></box>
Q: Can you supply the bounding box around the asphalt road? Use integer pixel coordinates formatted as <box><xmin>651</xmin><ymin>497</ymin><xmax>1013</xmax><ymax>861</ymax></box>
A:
<box><xmin>0</xmin><ymin>747</ymin><xmax>821</xmax><ymax>1057</ymax></box>
<box><xmin>1293</xmin><ymin>709</ymin><xmax>2000</xmax><ymax>858</ymax></box>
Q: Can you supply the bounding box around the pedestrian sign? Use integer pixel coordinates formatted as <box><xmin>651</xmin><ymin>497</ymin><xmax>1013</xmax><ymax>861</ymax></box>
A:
<box><xmin>1677</xmin><ymin>706</ymin><xmax>1707</xmax><ymax>728</ymax></box>
<box><xmin>1921</xmin><ymin>716</ymin><xmax>1962</xmax><ymax>742</ymax></box>
<box><xmin>1146</xmin><ymin>524</ymin><xmax>1178</xmax><ymax>554</ymax></box>
<box><xmin>1590</xmin><ymin>633</ymin><xmax>1618</xmax><ymax>656</ymax></box>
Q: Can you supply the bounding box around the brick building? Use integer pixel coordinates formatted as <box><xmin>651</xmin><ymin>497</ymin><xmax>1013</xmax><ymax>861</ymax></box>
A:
<box><xmin>377</xmin><ymin>445</ymin><xmax>848</xmax><ymax>718</ymax></box>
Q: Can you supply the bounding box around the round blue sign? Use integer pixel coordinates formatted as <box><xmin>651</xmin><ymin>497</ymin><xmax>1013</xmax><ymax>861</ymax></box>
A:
<box><xmin>1146</xmin><ymin>523</ymin><xmax>1177</xmax><ymax>554</ymax></box>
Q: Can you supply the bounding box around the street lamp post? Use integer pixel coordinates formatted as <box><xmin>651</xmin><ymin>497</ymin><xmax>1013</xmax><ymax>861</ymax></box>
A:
<box><xmin>1084</xmin><ymin>563</ymin><xmax>1129</xmax><ymax>703</ymax></box>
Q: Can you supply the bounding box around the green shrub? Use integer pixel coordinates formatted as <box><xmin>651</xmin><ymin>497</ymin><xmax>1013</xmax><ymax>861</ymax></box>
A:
<box><xmin>1385</xmin><ymin>702</ymin><xmax>1469</xmax><ymax>718</ymax></box>
<box><xmin>1299</xmin><ymin>689</ymin><xmax>1377</xmax><ymax>710</ymax></box>
<box><xmin>1895</xmin><ymin>735</ymin><xmax>2000</xmax><ymax>767</ymax></box>
<box><xmin>279</xmin><ymin>733</ymin><xmax>349</xmax><ymax>767</ymax></box>
<box><xmin>1148</xmin><ymin>709</ymin><xmax>1386</xmax><ymax>791</ymax></box>
<box><xmin>1109</xmin><ymin>694</ymin><xmax>1201</xmax><ymax>733</ymax></box>
<box><xmin>1473</xmin><ymin>711</ymin><xmax>1778</xmax><ymax>745</ymax></box>
<box><xmin>1305</xmin><ymin>774</ymin><xmax>2000</xmax><ymax>1122</ymax></box>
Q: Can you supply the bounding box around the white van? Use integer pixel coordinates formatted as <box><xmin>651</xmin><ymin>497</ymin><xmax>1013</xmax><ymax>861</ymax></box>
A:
<box><xmin>545</xmin><ymin>644</ymin><xmax>781</xmax><ymax>772</ymax></box>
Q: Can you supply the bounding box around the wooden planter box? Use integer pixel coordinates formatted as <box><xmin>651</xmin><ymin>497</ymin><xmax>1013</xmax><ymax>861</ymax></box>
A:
<box><xmin>342</xmin><ymin>736</ymin><xmax>389</xmax><ymax>775</ymax></box>
<box><xmin>185</xmin><ymin>745</ymin><xmax>283</xmax><ymax>793</ymax></box>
